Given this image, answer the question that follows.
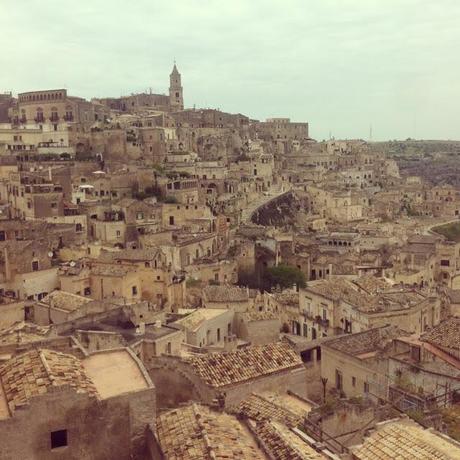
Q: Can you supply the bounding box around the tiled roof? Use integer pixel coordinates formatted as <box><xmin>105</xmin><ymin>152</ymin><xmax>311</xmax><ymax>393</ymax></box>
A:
<box><xmin>174</xmin><ymin>309</ymin><xmax>228</xmax><ymax>332</ymax></box>
<box><xmin>91</xmin><ymin>264</ymin><xmax>131</xmax><ymax>277</ymax></box>
<box><xmin>203</xmin><ymin>285</ymin><xmax>249</xmax><ymax>303</ymax></box>
<box><xmin>156</xmin><ymin>403</ymin><xmax>264</xmax><ymax>459</ymax></box>
<box><xmin>99</xmin><ymin>248</ymin><xmax>161</xmax><ymax>262</ymax></box>
<box><xmin>421</xmin><ymin>318</ymin><xmax>460</xmax><ymax>352</ymax></box>
<box><xmin>352</xmin><ymin>420</ymin><xmax>460</xmax><ymax>459</ymax></box>
<box><xmin>189</xmin><ymin>342</ymin><xmax>302</xmax><ymax>388</ymax></box>
<box><xmin>306</xmin><ymin>278</ymin><xmax>424</xmax><ymax>313</ymax></box>
<box><xmin>351</xmin><ymin>275</ymin><xmax>393</xmax><ymax>295</ymax></box>
<box><xmin>42</xmin><ymin>290</ymin><xmax>91</xmax><ymax>312</ymax></box>
<box><xmin>243</xmin><ymin>310</ymin><xmax>279</xmax><ymax>322</ymax></box>
<box><xmin>306</xmin><ymin>278</ymin><xmax>372</xmax><ymax>308</ymax></box>
<box><xmin>326</xmin><ymin>325</ymin><xmax>405</xmax><ymax>357</ymax></box>
<box><xmin>255</xmin><ymin>420</ymin><xmax>325</xmax><ymax>460</ymax></box>
<box><xmin>0</xmin><ymin>322</ymin><xmax>52</xmax><ymax>345</ymax></box>
<box><xmin>233</xmin><ymin>393</ymin><xmax>302</xmax><ymax>427</ymax></box>
<box><xmin>0</xmin><ymin>349</ymin><xmax>98</xmax><ymax>413</ymax></box>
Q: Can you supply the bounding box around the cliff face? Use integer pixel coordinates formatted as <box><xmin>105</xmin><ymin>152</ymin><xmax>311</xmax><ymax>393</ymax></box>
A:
<box><xmin>251</xmin><ymin>192</ymin><xmax>301</xmax><ymax>227</ymax></box>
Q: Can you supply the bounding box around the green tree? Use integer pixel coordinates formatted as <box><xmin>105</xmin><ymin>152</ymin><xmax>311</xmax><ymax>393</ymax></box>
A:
<box><xmin>264</xmin><ymin>264</ymin><xmax>306</xmax><ymax>290</ymax></box>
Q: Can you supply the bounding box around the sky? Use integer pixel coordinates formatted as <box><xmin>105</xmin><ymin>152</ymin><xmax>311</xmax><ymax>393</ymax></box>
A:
<box><xmin>1</xmin><ymin>0</ymin><xmax>459</xmax><ymax>141</ymax></box>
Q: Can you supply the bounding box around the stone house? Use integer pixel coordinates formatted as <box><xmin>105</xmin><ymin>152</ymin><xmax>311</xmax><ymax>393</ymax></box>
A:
<box><xmin>0</xmin><ymin>239</ymin><xmax>58</xmax><ymax>300</ymax></box>
<box><xmin>172</xmin><ymin>308</ymin><xmax>234</xmax><ymax>348</ymax></box>
<box><xmin>298</xmin><ymin>277</ymin><xmax>440</xmax><ymax>341</ymax></box>
<box><xmin>0</xmin><ymin>347</ymin><xmax>155</xmax><ymax>459</ymax></box>
<box><xmin>388</xmin><ymin>318</ymin><xmax>460</xmax><ymax>407</ymax></box>
<box><xmin>321</xmin><ymin>325</ymin><xmax>407</xmax><ymax>402</ymax></box>
<box><xmin>147</xmin><ymin>342</ymin><xmax>308</xmax><ymax>409</ymax></box>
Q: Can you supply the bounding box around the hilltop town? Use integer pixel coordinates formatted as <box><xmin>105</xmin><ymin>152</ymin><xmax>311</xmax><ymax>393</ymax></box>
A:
<box><xmin>0</xmin><ymin>66</ymin><xmax>460</xmax><ymax>459</ymax></box>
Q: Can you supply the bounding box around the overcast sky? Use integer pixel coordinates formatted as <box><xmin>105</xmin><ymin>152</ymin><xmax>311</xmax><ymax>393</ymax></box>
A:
<box><xmin>1</xmin><ymin>0</ymin><xmax>459</xmax><ymax>141</ymax></box>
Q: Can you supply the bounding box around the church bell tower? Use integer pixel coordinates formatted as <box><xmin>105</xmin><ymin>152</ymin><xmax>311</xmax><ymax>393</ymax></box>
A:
<box><xmin>169</xmin><ymin>62</ymin><xmax>184</xmax><ymax>111</ymax></box>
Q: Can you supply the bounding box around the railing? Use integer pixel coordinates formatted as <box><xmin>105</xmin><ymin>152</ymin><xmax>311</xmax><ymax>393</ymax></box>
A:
<box><xmin>303</xmin><ymin>418</ymin><xmax>349</xmax><ymax>454</ymax></box>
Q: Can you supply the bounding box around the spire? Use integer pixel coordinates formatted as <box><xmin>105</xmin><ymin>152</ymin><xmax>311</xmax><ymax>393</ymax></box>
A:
<box><xmin>171</xmin><ymin>61</ymin><xmax>180</xmax><ymax>76</ymax></box>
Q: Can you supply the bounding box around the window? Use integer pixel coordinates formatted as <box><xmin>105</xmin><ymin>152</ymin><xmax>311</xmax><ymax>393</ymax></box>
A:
<box><xmin>51</xmin><ymin>429</ymin><xmax>67</xmax><ymax>449</ymax></box>
<box><xmin>32</xmin><ymin>260</ymin><xmax>39</xmax><ymax>271</ymax></box>
<box><xmin>217</xmin><ymin>328</ymin><xmax>221</xmax><ymax>341</ymax></box>
<box><xmin>335</xmin><ymin>370</ymin><xmax>343</xmax><ymax>391</ymax></box>
<box><xmin>0</xmin><ymin>231</ymin><xmax>5</xmax><ymax>241</ymax></box>
<box><xmin>440</xmin><ymin>259</ymin><xmax>450</xmax><ymax>267</ymax></box>
<box><xmin>352</xmin><ymin>376</ymin><xmax>356</xmax><ymax>387</ymax></box>
<box><xmin>167</xmin><ymin>342</ymin><xmax>171</xmax><ymax>354</ymax></box>
<box><xmin>84</xmin><ymin>287</ymin><xmax>91</xmax><ymax>296</ymax></box>
<box><xmin>364</xmin><ymin>382</ymin><xmax>369</xmax><ymax>394</ymax></box>
<box><xmin>51</xmin><ymin>202</ymin><xmax>57</xmax><ymax>209</ymax></box>
<box><xmin>116</xmin><ymin>230</ymin><xmax>121</xmax><ymax>237</ymax></box>
<box><xmin>169</xmin><ymin>216</ymin><xmax>174</xmax><ymax>225</ymax></box>
<box><xmin>132</xmin><ymin>286</ymin><xmax>138</xmax><ymax>295</ymax></box>
<box><xmin>75</xmin><ymin>223</ymin><xmax>82</xmax><ymax>232</ymax></box>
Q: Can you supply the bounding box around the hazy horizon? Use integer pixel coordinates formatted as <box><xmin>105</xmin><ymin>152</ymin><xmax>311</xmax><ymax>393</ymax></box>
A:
<box><xmin>2</xmin><ymin>0</ymin><xmax>459</xmax><ymax>141</ymax></box>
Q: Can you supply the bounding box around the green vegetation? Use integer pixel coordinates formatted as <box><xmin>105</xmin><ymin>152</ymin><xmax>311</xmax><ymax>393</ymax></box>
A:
<box><xmin>152</xmin><ymin>163</ymin><xmax>166</xmax><ymax>174</ymax></box>
<box><xmin>133</xmin><ymin>185</ymin><xmax>163</xmax><ymax>201</ymax></box>
<box><xmin>186</xmin><ymin>278</ymin><xmax>202</xmax><ymax>288</ymax></box>
<box><xmin>264</xmin><ymin>264</ymin><xmax>306</xmax><ymax>290</ymax></box>
<box><xmin>163</xmin><ymin>195</ymin><xmax>178</xmax><ymax>204</ymax></box>
<box><xmin>441</xmin><ymin>405</ymin><xmax>460</xmax><ymax>441</ymax></box>
<box><xmin>432</xmin><ymin>222</ymin><xmax>460</xmax><ymax>242</ymax></box>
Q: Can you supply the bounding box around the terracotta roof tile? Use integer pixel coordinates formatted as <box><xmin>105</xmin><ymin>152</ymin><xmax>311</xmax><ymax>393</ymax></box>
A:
<box><xmin>233</xmin><ymin>393</ymin><xmax>302</xmax><ymax>427</ymax></box>
<box><xmin>156</xmin><ymin>403</ymin><xmax>264</xmax><ymax>459</ymax></box>
<box><xmin>352</xmin><ymin>420</ymin><xmax>460</xmax><ymax>459</ymax></box>
<box><xmin>203</xmin><ymin>285</ymin><xmax>249</xmax><ymax>303</ymax></box>
<box><xmin>0</xmin><ymin>349</ymin><xmax>98</xmax><ymax>412</ymax></box>
<box><xmin>421</xmin><ymin>318</ymin><xmax>460</xmax><ymax>353</ymax></box>
<box><xmin>189</xmin><ymin>342</ymin><xmax>302</xmax><ymax>388</ymax></box>
<box><xmin>255</xmin><ymin>420</ymin><xmax>326</xmax><ymax>460</ymax></box>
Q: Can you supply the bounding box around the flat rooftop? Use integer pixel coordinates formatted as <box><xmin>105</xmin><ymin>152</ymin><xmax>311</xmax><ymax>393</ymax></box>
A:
<box><xmin>83</xmin><ymin>349</ymin><xmax>150</xmax><ymax>399</ymax></box>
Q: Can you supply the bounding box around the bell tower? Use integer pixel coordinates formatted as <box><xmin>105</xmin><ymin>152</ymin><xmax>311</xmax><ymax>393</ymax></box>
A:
<box><xmin>169</xmin><ymin>62</ymin><xmax>184</xmax><ymax>111</ymax></box>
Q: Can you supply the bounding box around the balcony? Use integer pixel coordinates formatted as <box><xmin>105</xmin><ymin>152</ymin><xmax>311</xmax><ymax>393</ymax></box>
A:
<box><xmin>63</xmin><ymin>114</ymin><xmax>74</xmax><ymax>122</ymax></box>
<box><xmin>301</xmin><ymin>310</ymin><xmax>314</xmax><ymax>320</ymax></box>
<box><xmin>314</xmin><ymin>315</ymin><xmax>330</xmax><ymax>328</ymax></box>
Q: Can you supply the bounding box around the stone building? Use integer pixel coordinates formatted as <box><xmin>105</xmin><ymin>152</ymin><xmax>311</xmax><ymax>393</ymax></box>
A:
<box><xmin>321</xmin><ymin>325</ymin><xmax>407</xmax><ymax>402</ymax></box>
<box><xmin>151</xmin><ymin>403</ymin><xmax>265</xmax><ymax>459</ymax></box>
<box><xmin>350</xmin><ymin>418</ymin><xmax>460</xmax><ymax>459</ymax></box>
<box><xmin>0</xmin><ymin>347</ymin><xmax>155</xmax><ymax>459</ymax></box>
<box><xmin>148</xmin><ymin>341</ymin><xmax>308</xmax><ymax>409</ymax></box>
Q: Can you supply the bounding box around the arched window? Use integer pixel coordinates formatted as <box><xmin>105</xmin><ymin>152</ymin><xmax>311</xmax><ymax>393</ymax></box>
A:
<box><xmin>64</xmin><ymin>105</ymin><xmax>73</xmax><ymax>122</ymax></box>
<box><xmin>50</xmin><ymin>107</ymin><xmax>58</xmax><ymax>122</ymax></box>
<box><xmin>35</xmin><ymin>107</ymin><xmax>44</xmax><ymax>123</ymax></box>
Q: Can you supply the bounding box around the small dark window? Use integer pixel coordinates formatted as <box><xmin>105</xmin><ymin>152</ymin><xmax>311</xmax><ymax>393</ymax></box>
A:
<box><xmin>32</xmin><ymin>260</ymin><xmax>39</xmax><ymax>271</ymax></box>
<box><xmin>132</xmin><ymin>286</ymin><xmax>138</xmax><ymax>295</ymax></box>
<box><xmin>51</xmin><ymin>429</ymin><xmax>67</xmax><ymax>449</ymax></box>
<box><xmin>84</xmin><ymin>287</ymin><xmax>91</xmax><ymax>296</ymax></box>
